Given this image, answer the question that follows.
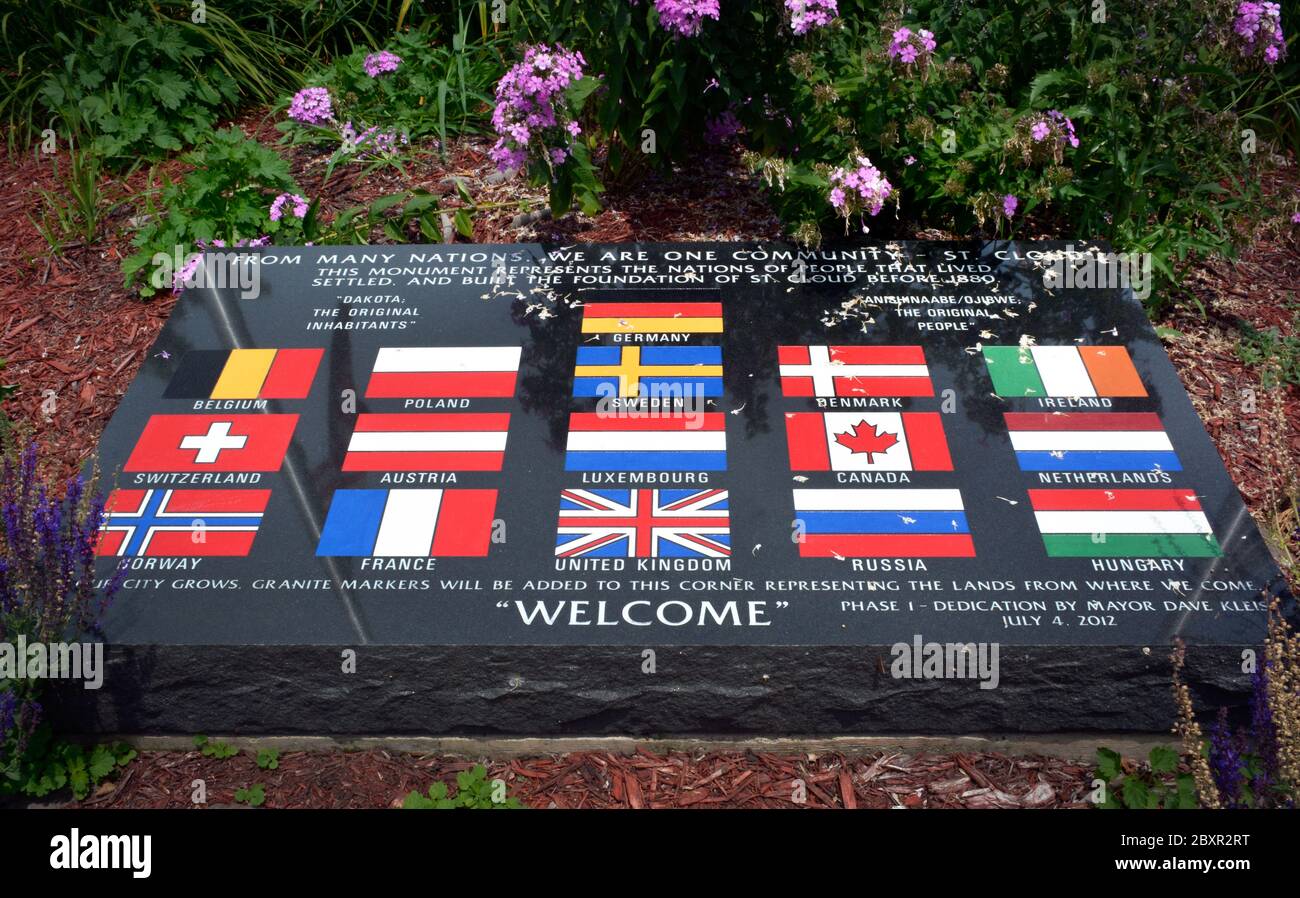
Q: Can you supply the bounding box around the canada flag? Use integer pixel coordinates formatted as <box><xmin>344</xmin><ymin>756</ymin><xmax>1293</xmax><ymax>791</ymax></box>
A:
<box><xmin>783</xmin><ymin>412</ymin><xmax>953</xmax><ymax>472</ymax></box>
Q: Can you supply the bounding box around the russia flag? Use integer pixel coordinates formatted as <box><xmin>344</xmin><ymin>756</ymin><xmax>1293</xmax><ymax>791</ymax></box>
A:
<box><xmin>792</xmin><ymin>488</ymin><xmax>975</xmax><ymax>557</ymax></box>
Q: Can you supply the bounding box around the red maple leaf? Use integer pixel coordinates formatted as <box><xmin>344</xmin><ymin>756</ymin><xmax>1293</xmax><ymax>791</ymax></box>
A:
<box><xmin>833</xmin><ymin>420</ymin><xmax>899</xmax><ymax>462</ymax></box>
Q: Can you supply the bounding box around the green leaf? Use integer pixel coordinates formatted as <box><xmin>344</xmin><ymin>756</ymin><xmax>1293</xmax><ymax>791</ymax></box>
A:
<box><xmin>1148</xmin><ymin>746</ymin><xmax>1179</xmax><ymax>775</ymax></box>
<box><xmin>1095</xmin><ymin>747</ymin><xmax>1121</xmax><ymax>782</ymax></box>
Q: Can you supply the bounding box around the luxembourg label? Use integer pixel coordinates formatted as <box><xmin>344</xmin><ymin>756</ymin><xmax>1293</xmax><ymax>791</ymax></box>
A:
<box><xmin>90</xmin><ymin>242</ymin><xmax>1287</xmax><ymax>648</ymax></box>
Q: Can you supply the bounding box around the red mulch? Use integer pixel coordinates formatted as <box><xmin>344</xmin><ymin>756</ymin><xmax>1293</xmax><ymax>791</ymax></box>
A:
<box><xmin>2</xmin><ymin>113</ymin><xmax>1297</xmax><ymax>810</ymax></box>
<box><xmin>75</xmin><ymin>747</ymin><xmax>1092</xmax><ymax>809</ymax></box>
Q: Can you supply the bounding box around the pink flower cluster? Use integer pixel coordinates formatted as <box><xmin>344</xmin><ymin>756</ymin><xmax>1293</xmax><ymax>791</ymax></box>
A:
<box><xmin>654</xmin><ymin>0</ymin><xmax>720</xmax><ymax>38</ymax></box>
<box><xmin>489</xmin><ymin>44</ymin><xmax>586</xmax><ymax>172</ymax></box>
<box><xmin>363</xmin><ymin>50</ymin><xmax>403</xmax><ymax>78</ymax></box>
<box><xmin>339</xmin><ymin>121</ymin><xmax>407</xmax><ymax>159</ymax></box>
<box><xmin>288</xmin><ymin>87</ymin><xmax>333</xmax><ymax>125</ymax></box>
<box><xmin>886</xmin><ymin>26</ymin><xmax>936</xmax><ymax>66</ymax></box>
<box><xmin>269</xmin><ymin>193</ymin><xmax>309</xmax><ymax>222</ymax></box>
<box><xmin>1029</xmin><ymin>110</ymin><xmax>1079</xmax><ymax>149</ymax></box>
<box><xmin>828</xmin><ymin>156</ymin><xmax>893</xmax><ymax>219</ymax></box>
<box><xmin>786</xmin><ymin>0</ymin><xmax>837</xmax><ymax>35</ymax></box>
<box><xmin>1234</xmin><ymin>2</ymin><xmax>1286</xmax><ymax>65</ymax></box>
<box><xmin>173</xmin><ymin>236</ymin><xmax>271</xmax><ymax>292</ymax></box>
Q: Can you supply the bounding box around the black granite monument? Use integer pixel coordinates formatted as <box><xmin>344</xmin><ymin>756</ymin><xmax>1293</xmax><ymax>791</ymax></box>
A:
<box><xmin>63</xmin><ymin>241</ymin><xmax>1291</xmax><ymax>735</ymax></box>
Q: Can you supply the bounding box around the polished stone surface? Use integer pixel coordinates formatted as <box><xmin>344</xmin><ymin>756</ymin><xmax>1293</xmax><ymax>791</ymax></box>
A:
<box><xmin>70</xmin><ymin>241</ymin><xmax>1291</xmax><ymax>734</ymax></box>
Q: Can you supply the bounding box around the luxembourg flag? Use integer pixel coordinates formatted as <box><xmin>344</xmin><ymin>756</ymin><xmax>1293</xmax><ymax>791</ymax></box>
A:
<box><xmin>778</xmin><ymin>345</ymin><xmax>933</xmax><ymax>397</ymax></box>
<box><xmin>784</xmin><ymin>412</ymin><xmax>953</xmax><ymax>471</ymax></box>
<box><xmin>1028</xmin><ymin>489</ymin><xmax>1220</xmax><ymax>558</ymax></box>
<box><xmin>565</xmin><ymin>413</ymin><xmax>727</xmax><ymax>470</ymax></box>
<box><xmin>342</xmin><ymin>413</ymin><xmax>510</xmax><ymax>471</ymax></box>
<box><xmin>1005</xmin><ymin>412</ymin><xmax>1181</xmax><ymax>472</ymax></box>
<box><xmin>316</xmin><ymin>489</ymin><xmax>497</xmax><ymax>557</ymax></box>
<box><xmin>792</xmin><ymin>489</ymin><xmax>975</xmax><ymax>557</ymax></box>
<box><xmin>983</xmin><ymin>345</ymin><xmax>1146</xmax><ymax>397</ymax></box>
<box><xmin>365</xmin><ymin>346</ymin><xmax>521</xmax><ymax>398</ymax></box>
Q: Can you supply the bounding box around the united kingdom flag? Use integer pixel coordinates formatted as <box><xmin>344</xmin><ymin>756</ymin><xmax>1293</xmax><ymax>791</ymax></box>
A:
<box><xmin>555</xmin><ymin>489</ymin><xmax>731</xmax><ymax>558</ymax></box>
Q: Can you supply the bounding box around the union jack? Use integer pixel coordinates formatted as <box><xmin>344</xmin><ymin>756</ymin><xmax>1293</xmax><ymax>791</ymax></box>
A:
<box><xmin>555</xmin><ymin>489</ymin><xmax>731</xmax><ymax>558</ymax></box>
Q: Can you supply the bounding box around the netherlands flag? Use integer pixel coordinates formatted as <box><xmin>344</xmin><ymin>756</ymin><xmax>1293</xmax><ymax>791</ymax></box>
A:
<box><xmin>792</xmin><ymin>489</ymin><xmax>975</xmax><ymax>557</ymax></box>
<box><xmin>784</xmin><ymin>412</ymin><xmax>953</xmax><ymax>471</ymax></box>
<box><xmin>342</xmin><ymin>413</ymin><xmax>510</xmax><ymax>471</ymax></box>
<box><xmin>565</xmin><ymin>413</ymin><xmax>727</xmax><ymax>471</ymax></box>
<box><xmin>365</xmin><ymin>347</ymin><xmax>521</xmax><ymax>398</ymax></box>
<box><xmin>96</xmin><ymin>489</ymin><xmax>270</xmax><ymax>557</ymax></box>
<box><xmin>778</xmin><ymin>345</ymin><xmax>933</xmax><ymax>397</ymax></box>
<box><xmin>1005</xmin><ymin>412</ymin><xmax>1181</xmax><ymax>472</ymax></box>
<box><xmin>316</xmin><ymin>489</ymin><xmax>497</xmax><ymax>557</ymax></box>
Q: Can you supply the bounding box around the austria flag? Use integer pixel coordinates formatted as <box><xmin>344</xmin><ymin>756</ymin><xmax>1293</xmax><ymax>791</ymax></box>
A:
<box><xmin>343</xmin><ymin>413</ymin><xmax>510</xmax><ymax>471</ymax></box>
<box><xmin>784</xmin><ymin>412</ymin><xmax>953</xmax><ymax>471</ymax></box>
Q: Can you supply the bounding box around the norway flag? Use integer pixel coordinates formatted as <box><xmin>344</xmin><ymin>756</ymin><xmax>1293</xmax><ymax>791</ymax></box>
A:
<box><xmin>96</xmin><ymin>489</ymin><xmax>271</xmax><ymax>557</ymax></box>
<box><xmin>784</xmin><ymin>412</ymin><xmax>953</xmax><ymax>471</ymax></box>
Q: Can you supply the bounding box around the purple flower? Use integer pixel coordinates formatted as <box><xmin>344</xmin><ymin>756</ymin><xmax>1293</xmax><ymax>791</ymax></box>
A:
<box><xmin>269</xmin><ymin>193</ymin><xmax>310</xmax><ymax>222</ymax></box>
<box><xmin>828</xmin><ymin>156</ymin><xmax>893</xmax><ymax>219</ymax></box>
<box><xmin>288</xmin><ymin>87</ymin><xmax>333</xmax><ymax>125</ymax></box>
<box><xmin>1209</xmin><ymin>709</ymin><xmax>1245</xmax><ymax>806</ymax></box>
<box><xmin>1002</xmin><ymin>194</ymin><xmax>1019</xmax><ymax>218</ymax></box>
<box><xmin>1292</xmin><ymin>212</ymin><xmax>1300</xmax><ymax>224</ymax></box>
<box><xmin>1234</xmin><ymin>3</ymin><xmax>1286</xmax><ymax>65</ymax></box>
<box><xmin>887</xmin><ymin>25</ymin><xmax>937</xmax><ymax>68</ymax></box>
<box><xmin>654</xmin><ymin>0</ymin><xmax>720</xmax><ymax>37</ymax></box>
<box><xmin>363</xmin><ymin>50</ymin><xmax>402</xmax><ymax>78</ymax></box>
<box><xmin>490</xmin><ymin>44</ymin><xmax>586</xmax><ymax>172</ymax></box>
<box><xmin>786</xmin><ymin>0</ymin><xmax>837</xmax><ymax>35</ymax></box>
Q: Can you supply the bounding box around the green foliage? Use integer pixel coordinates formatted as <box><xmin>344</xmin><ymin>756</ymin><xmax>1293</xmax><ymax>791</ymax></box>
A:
<box><xmin>282</xmin><ymin>19</ymin><xmax>506</xmax><ymax>149</ymax></box>
<box><xmin>1236</xmin><ymin>303</ymin><xmax>1300</xmax><ymax>389</ymax></box>
<box><xmin>193</xmin><ymin>734</ymin><xmax>239</xmax><ymax>760</ymax></box>
<box><xmin>123</xmin><ymin>127</ymin><xmax>301</xmax><ymax>295</ymax></box>
<box><xmin>38</xmin><ymin>11</ymin><xmax>240</xmax><ymax>164</ymax></box>
<box><xmin>1095</xmin><ymin>746</ymin><xmax>1200</xmax><ymax>809</ymax></box>
<box><xmin>234</xmin><ymin>783</ymin><xmax>266</xmax><ymax>807</ymax></box>
<box><xmin>402</xmin><ymin>764</ymin><xmax>523</xmax><ymax>809</ymax></box>
<box><xmin>1</xmin><ymin>723</ymin><xmax>136</xmax><ymax>801</ymax></box>
<box><xmin>256</xmin><ymin>748</ymin><xmax>279</xmax><ymax>770</ymax></box>
<box><xmin>510</xmin><ymin>0</ymin><xmax>730</xmax><ymax>180</ymax></box>
<box><xmin>27</xmin><ymin>146</ymin><xmax>109</xmax><ymax>253</ymax></box>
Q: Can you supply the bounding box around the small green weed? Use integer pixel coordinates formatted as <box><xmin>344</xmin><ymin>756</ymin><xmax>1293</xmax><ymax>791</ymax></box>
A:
<box><xmin>403</xmin><ymin>764</ymin><xmax>522</xmax><ymax>809</ymax></box>
<box><xmin>1094</xmin><ymin>746</ymin><xmax>1199</xmax><ymax>809</ymax></box>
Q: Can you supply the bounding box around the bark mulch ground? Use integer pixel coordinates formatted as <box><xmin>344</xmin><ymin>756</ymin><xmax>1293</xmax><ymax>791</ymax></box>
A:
<box><xmin>2</xmin><ymin>117</ymin><xmax>1297</xmax><ymax>809</ymax></box>
<box><xmin>78</xmin><ymin>747</ymin><xmax>1092</xmax><ymax>810</ymax></box>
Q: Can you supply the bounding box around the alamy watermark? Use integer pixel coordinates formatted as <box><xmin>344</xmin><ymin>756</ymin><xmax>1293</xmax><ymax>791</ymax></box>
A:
<box><xmin>0</xmin><ymin>637</ymin><xmax>104</xmax><ymax>689</ymax></box>
<box><xmin>1040</xmin><ymin>245</ymin><xmax>1152</xmax><ymax>301</ymax></box>
<box><xmin>890</xmin><ymin>634</ymin><xmax>1000</xmax><ymax>690</ymax></box>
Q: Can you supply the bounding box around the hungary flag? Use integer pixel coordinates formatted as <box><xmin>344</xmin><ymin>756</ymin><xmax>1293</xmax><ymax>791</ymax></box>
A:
<box><xmin>1028</xmin><ymin>489</ymin><xmax>1221</xmax><ymax>557</ymax></box>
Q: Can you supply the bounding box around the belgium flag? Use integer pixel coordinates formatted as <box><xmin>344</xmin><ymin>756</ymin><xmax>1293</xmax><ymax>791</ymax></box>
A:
<box><xmin>163</xmin><ymin>348</ymin><xmax>323</xmax><ymax>400</ymax></box>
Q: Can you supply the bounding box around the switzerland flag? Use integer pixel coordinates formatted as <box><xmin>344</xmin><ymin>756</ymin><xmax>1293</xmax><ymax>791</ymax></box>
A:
<box><xmin>124</xmin><ymin>414</ymin><xmax>298</xmax><ymax>472</ymax></box>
